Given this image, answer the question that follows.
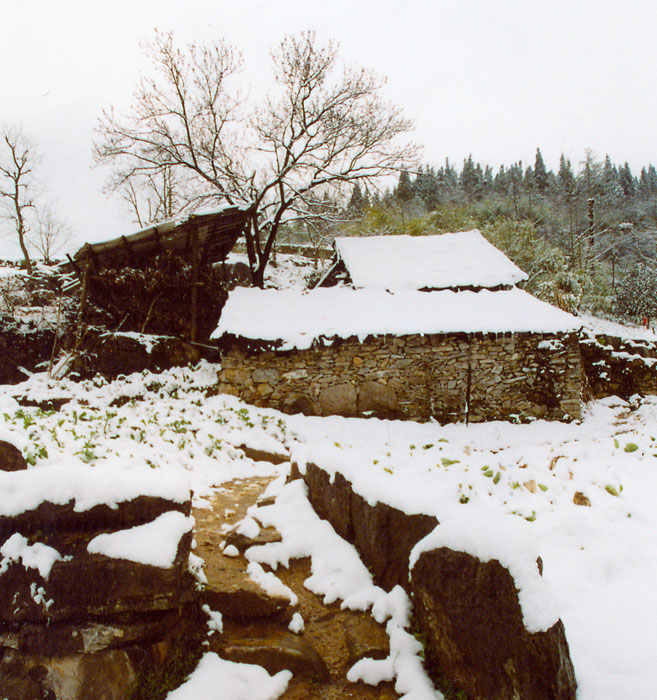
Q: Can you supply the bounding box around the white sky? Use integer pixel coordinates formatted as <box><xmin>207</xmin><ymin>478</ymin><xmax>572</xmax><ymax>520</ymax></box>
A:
<box><xmin>2</xmin><ymin>0</ymin><xmax>657</xmax><ymax>255</ymax></box>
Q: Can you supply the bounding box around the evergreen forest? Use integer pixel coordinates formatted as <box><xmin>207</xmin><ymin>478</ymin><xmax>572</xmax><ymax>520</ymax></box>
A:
<box><xmin>284</xmin><ymin>149</ymin><xmax>657</xmax><ymax>324</ymax></box>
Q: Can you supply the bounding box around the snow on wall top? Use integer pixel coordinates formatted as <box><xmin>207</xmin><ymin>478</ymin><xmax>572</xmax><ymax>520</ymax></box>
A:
<box><xmin>0</xmin><ymin>464</ymin><xmax>190</xmax><ymax>517</ymax></box>
<box><xmin>212</xmin><ymin>287</ymin><xmax>581</xmax><ymax>350</ymax></box>
<box><xmin>334</xmin><ymin>230</ymin><xmax>528</xmax><ymax>290</ymax></box>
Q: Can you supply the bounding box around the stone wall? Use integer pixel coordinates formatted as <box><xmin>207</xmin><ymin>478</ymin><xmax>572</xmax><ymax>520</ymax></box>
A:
<box><xmin>579</xmin><ymin>329</ymin><xmax>657</xmax><ymax>399</ymax></box>
<box><xmin>217</xmin><ymin>331</ymin><xmax>582</xmax><ymax>423</ymax></box>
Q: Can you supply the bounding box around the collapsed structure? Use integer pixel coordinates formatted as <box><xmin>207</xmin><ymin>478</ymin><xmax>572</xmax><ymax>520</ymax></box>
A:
<box><xmin>213</xmin><ymin>231</ymin><xmax>583</xmax><ymax>423</ymax></box>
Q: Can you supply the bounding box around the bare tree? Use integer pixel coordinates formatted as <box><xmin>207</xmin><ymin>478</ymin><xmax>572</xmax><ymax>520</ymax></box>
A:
<box><xmin>119</xmin><ymin>166</ymin><xmax>180</xmax><ymax>227</ymax></box>
<box><xmin>94</xmin><ymin>31</ymin><xmax>417</xmax><ymax>286</ymax></box>
<box><xmin>0</xmin><ymin>126</ymin><xmax>35</xmax><ymax>271</ymax></box>
<box><xmin>32</xmin><ymin>205</ymin><xmax>70</xmax><ymax>264</ymax></box>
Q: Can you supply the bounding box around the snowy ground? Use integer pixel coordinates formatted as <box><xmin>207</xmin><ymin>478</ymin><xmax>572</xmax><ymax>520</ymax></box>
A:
<box><xmin>2</xmin><ymin>364</ymin><xmax>657</xmax><ymax>698</ymax></box>
<box><xmin>224</xmin><ymin>251</ymin><xmax>329</xmax><ymax>289</ymax></box>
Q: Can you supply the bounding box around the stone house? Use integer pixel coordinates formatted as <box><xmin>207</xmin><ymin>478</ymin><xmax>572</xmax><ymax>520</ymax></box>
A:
<box><xmin>212</xmin><ymin>231</ymin><xmax>583</xmax><ymax>423</ymax></box>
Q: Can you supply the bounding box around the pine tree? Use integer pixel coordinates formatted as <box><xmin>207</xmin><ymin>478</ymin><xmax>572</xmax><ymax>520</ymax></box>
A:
<box><xmin>579</xmin><ymin>150</ymin><xmax>602</xmax><ymax>199</ymax></box>
<box><xmin>648</xmin><ymin>165</ymin><xmax>657</xmax><ymax>194</ymax></box>
<box><xmin>483</xmin><ymin>165</ymin><xmax>494</xmax><ymax>192</ymax></box>
<box><xmin>460</xmin><ymin>155</ymin><xmax>479</xmax><ymax>197</ymax></box>
<box><xmin>601</xmin><ymin>155</ymin><xmax>621</xmax><ymax>201</ymax></box>
<box><xmin>557</xmin><ymin>155</ymin><xmax>575</xmax><ymax>197</ymax></box>
<box><xmin>414</xmin><ymin>166</ymin><xmax>441</xmax><ymax>210</ymax></box>
<box><xmin>508</xmin><ymin>161</ymin><xmax>523</xmax><ymax>217</ymax></box>
<box><xmin>619</xmin><ymin>162</ymin><xmax>636</xmax><ymax>197</ymax></box>
<box><xmin>494</xmin><ymin>165</ymin><xmax>508</xmax><ymax>195</ymax></box>
<box><xmin>396</xmin><ymin>170</ymin><xmax>414</xmax><ymax>203</ymax></box>
<box><xmin>639</xmin><ymin>168</ymin><xmax>651</xmax><ymax>197</ymax></box>
<box><xmin>534</xmin><ymin>148</ymin><xmax>548</xmax><ymax>193</ymax></box>
<box><xmin>348</xmin><ymin>183</ymin><xmax>365</xmax><ymax>214</ymax></box>
<box><xmin>443</xmin><ymin>158</ymin><xmax>459</xmax><ymax>190</ymax></box>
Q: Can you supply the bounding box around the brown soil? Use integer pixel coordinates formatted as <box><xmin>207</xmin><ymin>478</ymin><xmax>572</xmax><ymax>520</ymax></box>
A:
<box><xmin>193</xmin><ymin>477</ymin><xmax>400</xmax><ymax>700</ymax></box>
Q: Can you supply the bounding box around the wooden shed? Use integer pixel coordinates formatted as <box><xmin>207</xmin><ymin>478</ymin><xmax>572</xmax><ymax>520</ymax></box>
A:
<box><xmin>63</xmin><ymin>205</ymin><xmax>254</xmax><ymax>342</ymax></box>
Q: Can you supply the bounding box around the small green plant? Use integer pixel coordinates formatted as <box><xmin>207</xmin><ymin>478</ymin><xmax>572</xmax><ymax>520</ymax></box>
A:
<box><xmin>624</xmin><ymin>443</ymin><xmax>639</xmax><ymax>453</ymax></box>
<box><xmin>14</xmin><ymin>409</ymin><xmax>35</xmax><ymax>430</ymax></box>
<box><xmin>24</xmin><ymin>444</ymin><xmax>48</xmax><ymax>466</ymax></box>
<box><xmin>76</xmin><ymin>441</ymin><xmax>96</xmax><ymax>463</ymax></box>
<box><xmin>441</xmin><ymin>457</ymin><xmax>459</xmax><ymax>467</ymax></box>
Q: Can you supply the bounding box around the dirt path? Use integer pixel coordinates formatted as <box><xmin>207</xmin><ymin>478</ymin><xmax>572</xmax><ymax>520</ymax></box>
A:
<box><xmin>193</xmin><ymin>477</ymin><xmax>400</xmax><ymax>699</ymax></box>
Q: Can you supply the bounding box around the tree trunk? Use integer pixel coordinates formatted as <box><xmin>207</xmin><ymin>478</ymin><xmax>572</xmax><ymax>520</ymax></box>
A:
<box><xmin>15</xmin><ymin>201</ymin><xmax>32</xmax><ymax>273</ymax></box>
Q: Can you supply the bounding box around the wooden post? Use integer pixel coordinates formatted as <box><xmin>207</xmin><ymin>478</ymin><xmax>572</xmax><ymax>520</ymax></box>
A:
<box><xmin>74</xmin><ymin>260</ymin><xmax>90</xmax><ymax>350</ymax></box>
<box><xmin>587</xmin><ymin>197</ymin><xmax>595</xmax><ymax>271</ymax></box>
<box><xmin>190</xmin><ymin>227</ymin><xmax>199</xmax><ymax>343</ymax></box>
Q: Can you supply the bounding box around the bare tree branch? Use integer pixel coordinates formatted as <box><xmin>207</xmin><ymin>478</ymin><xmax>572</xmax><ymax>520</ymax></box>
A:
<box><xmin>94</xmin><ymin>30</ymin><xmax>418</xmax><ymax>286</ymax></box>
<box><xmin>0</xmin><ymin>126</ymin><xmax>35</xmax><ymax>271</ymax></box>
<box><xmin>32</xmin><ymin>205</ymin><xmax>71</xmax><ymax>264</ymax></box>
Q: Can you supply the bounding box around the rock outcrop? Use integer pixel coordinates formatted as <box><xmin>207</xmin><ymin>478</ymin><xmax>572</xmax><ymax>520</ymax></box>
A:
<box><xmin>297</xmin><ymin>460</ymin><xmax>577</xmax><ymax>700</ymax></box>
<box><xmin>0</xmin><ymin>441</ymin><xmax>27</xmax><ymax>472</ymax></box>
<box><xmin>412</xmin><ymin>547</ymin><xmax>577</xmax><ymax>700</ymax></box>
<box><xmin>0</xmin><ymin>469</ymin><xmax>195</xmax><ymax>700</ymax></box>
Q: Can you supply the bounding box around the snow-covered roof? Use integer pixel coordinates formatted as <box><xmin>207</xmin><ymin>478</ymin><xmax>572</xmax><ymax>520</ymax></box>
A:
<box><xmin>333</xmin><ymin>230</ymin><xmax>528</xmax><ymax>290</ymax></box>
<box><xmin>213</xmin><ymin>287</ymin><xmax>580</xmax><ymax>350</ymax></box>
<box><xmin>64</xmin><ymin>204</ymin><xmax>253</xmax><ymax>272</ymax></box>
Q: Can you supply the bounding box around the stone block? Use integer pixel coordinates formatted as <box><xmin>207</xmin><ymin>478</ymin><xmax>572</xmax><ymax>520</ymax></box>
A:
<box><xmin>0</xmin><ymin>532</ymin><xmax>193</xmax><ymax>622</ymax></box>
<box><xmin>281</xmin><ymin>369</ymin><xmax>308</xmax><ymax>381</ymax></box>
<box><xmin>218</xmin><ymin>631</ymin><xmax>329</xmax><ymax>682</ymax></box>
<box><xmin>411</xmin><ymin>548</ymin><xmax>577</xmax><ymax>700</ymax></box>
<box><xmin>0</xmin><ymin>494</ymin><xmax>190</xmax><ymax>539</ymax></box>
<box><xmin>302</xmin><ymin>460</ymin><xmax>577</xmax><ymax>700</ymax></box>
<box><xmin>223</xmin><ymin>368</ymin><xmax>251</xmax><ymax>385</ymax></box>
<box><xmin>318</xmin><ymin>383</ymin><xmax>357</xmax><ymax>416</ymax></box>
<box><xmin>357</xmin><ymin>381</ymin><xmax>400</xmax><ymax>417</ymax></box>
<box><xmin>252</xmin><ymin>368</ymin><xmax>280</xmax><ymax>383</ymax></box>
<box><xmin>0</xmin><ymin>610</ymin><xmax>182</xmax><ymax>656</ymax></box>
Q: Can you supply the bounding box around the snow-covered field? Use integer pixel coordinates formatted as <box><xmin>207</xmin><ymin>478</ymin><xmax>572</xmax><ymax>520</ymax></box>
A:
<box><xmin>2</xmin><ymin>364</ymin><xmax>657</xmax><ymax>698</ymax></box>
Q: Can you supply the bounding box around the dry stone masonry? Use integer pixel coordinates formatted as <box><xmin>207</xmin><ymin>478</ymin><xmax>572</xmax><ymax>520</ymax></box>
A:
<box><xmin>217</xmin><ymin>331</ymin><xmax>583</xmax><ymax>423</ymax></box>
<box><xmin>579</xmin><ymin>328</ymin><xmax>657</xmax><ymax>399</ymax></box>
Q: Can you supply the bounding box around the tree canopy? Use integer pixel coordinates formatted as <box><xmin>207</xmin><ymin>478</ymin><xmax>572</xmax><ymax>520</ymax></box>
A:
<box><xmin>94</xmin><ymin>31</ymin><xmax>417</xmax><ymax>286</ymax></box>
